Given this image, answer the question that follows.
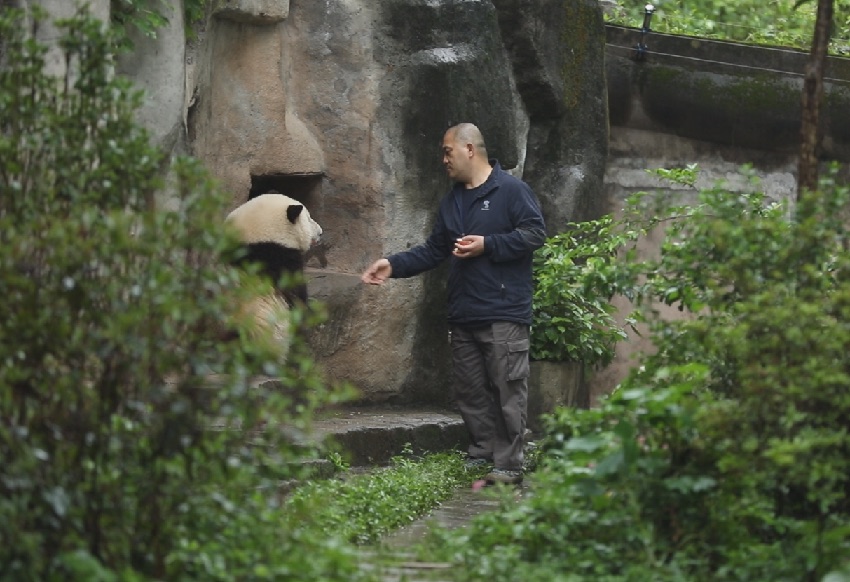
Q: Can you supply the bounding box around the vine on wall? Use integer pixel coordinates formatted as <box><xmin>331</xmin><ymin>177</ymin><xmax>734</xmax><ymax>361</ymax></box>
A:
<box><xmin>110</xmin><ymin>0</ymin><xmax>207</xmax><ymax>47</ymax></box>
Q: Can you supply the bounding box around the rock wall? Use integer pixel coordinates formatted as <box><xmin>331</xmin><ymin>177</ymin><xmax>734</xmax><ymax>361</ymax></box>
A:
<box><xmin>182</xmin><ymin>0</ymin><xmax>609</xmax><ymax>404</ymax></box>
<box><xmin>12</xmin><ymin>0</ymin><xmax>109</xmax><ymax>78</ymax></box>
<box><xmin>115</xmin><ymin>2</ymin><xmax>186</xmax><ymax>158</ymax></box>
<box><xmin>30</xmin><ymin>0</ymin><xmax>609</xmax><ymax>405</ymax></box>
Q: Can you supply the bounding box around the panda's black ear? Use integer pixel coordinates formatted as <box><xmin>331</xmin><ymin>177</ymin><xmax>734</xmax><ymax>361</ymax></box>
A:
<box><xmin>286</xmin><ymin>204</ymin><xmax>304</xmax><ymax>224</ymax></box>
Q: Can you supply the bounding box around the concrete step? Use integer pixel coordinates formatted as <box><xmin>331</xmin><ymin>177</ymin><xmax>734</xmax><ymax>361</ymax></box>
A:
<box><xmin>309</xmin><ymin>407</ymin><xmax>469</xmax><ymax>467</ymax></box>
<box><xmin>244</xmin><ymin>406</ymin><xmax>468</xmax><ymax>499</ymax></box>
<box><xmin>207</xmin><ymin>376</ymin><xmax>468</xmax><ymax>468</ymax></box>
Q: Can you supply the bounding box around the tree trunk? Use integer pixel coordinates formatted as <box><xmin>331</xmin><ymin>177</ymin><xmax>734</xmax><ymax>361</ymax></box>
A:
<box><xmin>797</xmin><ymin>0</ymin><xmax>834</xmax><ymax>200</ymax></box>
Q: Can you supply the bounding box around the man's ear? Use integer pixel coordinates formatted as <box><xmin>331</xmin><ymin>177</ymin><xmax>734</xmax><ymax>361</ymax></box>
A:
<box><xmin>466</xmin><ymin>143</ymin><xmax>475</xmax><ymax>158</ymax></box>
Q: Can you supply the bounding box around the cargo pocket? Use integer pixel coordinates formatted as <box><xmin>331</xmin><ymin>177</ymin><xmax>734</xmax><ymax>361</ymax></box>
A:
<box><xmin>506</xmin><ymin>338</ymin><xmax>530</xmax><ymax>381</ymax></box>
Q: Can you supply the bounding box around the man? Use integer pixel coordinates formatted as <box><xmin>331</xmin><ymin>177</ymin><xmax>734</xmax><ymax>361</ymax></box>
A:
<box><xmin>361</xmin><ymin>123</ymin><xmax>546</xmax><ymax>485</ymax></box>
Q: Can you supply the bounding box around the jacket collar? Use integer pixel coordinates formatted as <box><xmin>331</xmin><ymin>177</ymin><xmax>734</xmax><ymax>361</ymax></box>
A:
<box><xmin>452</xmin><ymin>159</ymin><xmax>503</xmax><ymax>198</ymax></box>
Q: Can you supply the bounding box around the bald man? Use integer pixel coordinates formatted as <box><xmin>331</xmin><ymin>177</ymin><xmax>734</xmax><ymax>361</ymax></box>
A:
<box><xmin>362</xmin><ymin>123</ymin><xmax>546</xmax><ymax>485</ymax></box>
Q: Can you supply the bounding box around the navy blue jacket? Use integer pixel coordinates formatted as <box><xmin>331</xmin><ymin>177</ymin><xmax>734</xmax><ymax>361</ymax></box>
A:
<box><xmin>388</xmin><ymin>161</ymin><xmax>546</xmax><ymax>326</ymax></box>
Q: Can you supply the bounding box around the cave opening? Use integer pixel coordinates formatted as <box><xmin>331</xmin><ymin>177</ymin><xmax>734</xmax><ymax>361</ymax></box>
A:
<box><xmin>249</xmin><ymin>173</ymin><xmax>323</xmax><ymax>209</ymax></box>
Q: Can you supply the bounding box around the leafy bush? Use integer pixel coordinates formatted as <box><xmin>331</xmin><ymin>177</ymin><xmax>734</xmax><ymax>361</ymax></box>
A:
<box><xmin>425</xmin><ymin>375</ymin><xmax>726</xmax><ymax>582</ymax></box>
<box><xmin>530</xmin><ymin>163</ymin><xmax>701</xmax><ymax>365</ymax></box>
<box><xmin>425</xmin><ymin>167</ymin><xmax>850</xmax><ymax>580</ymax></box>
<box><xmin>0</xmin><ymin>8</ymin><xmax>358</xmax><ymax>581</ymax></box>
<box><xmin>531</xmin><ymin>217</ymin><xmax>633</xmax><ymax>366</ymax></box>
<box><xmin>110</xmin><ymin>0</ymin><xmax>209</xmax><ymax>46</ymax></box>
<box><xmin>622</xmin><ymin>168</ymin><xmax>850</xmax><ymax>567</ymax></box>
<box><xmin>529</xmin><ymin>164</ymin><xmax>702</xmax><ymax>366</ymax></box>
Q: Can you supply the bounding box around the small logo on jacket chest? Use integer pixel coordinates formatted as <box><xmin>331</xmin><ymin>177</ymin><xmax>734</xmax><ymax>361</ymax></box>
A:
<box><xmin>481</xmin><ymin>200</ymin><xmax>490</xmax><ymax>211</ymax></box>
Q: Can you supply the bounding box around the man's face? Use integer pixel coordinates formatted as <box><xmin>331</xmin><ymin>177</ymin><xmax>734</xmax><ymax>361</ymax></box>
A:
<box><xmin>442</xmin><ymin>132</ymin><xmax>471</xmax><ymax>182</ymax></box>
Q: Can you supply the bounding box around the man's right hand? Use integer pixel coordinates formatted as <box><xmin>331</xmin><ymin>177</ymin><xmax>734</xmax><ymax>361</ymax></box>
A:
<box><xmin>361</xmin><ymin>258</ymin><xmax>392</xmax><ymax>285</ymax></box>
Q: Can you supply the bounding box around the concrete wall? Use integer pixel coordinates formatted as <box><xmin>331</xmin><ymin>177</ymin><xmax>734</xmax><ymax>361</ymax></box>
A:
<box><xmin>605</xmin><ymin>25</ymin><xmax>850</xmax><ymax>159</ymax></box>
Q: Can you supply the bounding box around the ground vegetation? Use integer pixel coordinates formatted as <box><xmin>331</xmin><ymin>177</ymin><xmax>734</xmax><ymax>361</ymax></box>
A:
<box><xmin>606</xmin><ymin>0</ymin><xmax>850</xmax><ymax>55</ymax></box>
<box><xmin>424</xmin><ymin>165</ymin><xmax>850</xmax><ymax>580</ymax></box>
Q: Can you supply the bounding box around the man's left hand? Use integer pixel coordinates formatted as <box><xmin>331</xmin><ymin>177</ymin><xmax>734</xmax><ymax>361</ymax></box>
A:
<box><xmin>453</xmin><ymin>235</ymin><xmax>484</xmax><ymax>258</ymax></box>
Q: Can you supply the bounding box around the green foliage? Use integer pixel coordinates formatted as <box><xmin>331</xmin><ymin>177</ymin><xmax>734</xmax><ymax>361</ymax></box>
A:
<box><xmin>529</xmin><ymin>163</ymin><xmax>705</xmax><ymax>365</ymax></box>
<box><xmin>646</xmin><ymin>163</ymin><xmax>699</xmax><ymax>187</ymax></box>
<box><xmin>286</xmin><ymin>451</ymin><xmax>468</xmax><ymax>545</ymax></box>
<box><xmin>531</xmin><ymin>217</ymin><xmax>633</xmax><ymax>366</ymax></box>
<box><xmin>607</xmin><ymin>0</ymin><xmax>850</xmax><ymax>55</ymax></box>
<box><xmin>183</xmin><ymin>0</ymin><xmax>208</xmax><ymax>34</ymax></box>
<box><xmin>0</xmin><ymin>9</ymin><xmax>359</xmax><ymax>581</ymax></box>
<box><xmin>426</xmin><ymin>375</ymin><xmax>725</xmax><ymax>581</ymax></box>
<box><xmin>111</xmin><ymin>0</ymin><xmax>170</xmax><ymax>41</ymax></box>
<box><xmin>425</xmin><ymin>166</ymin><xmax>850</xmax><ymax>580</ymax></box>
<box><xmin>110</xmin><ymin>0</ymin><xmax>208</xmax><ymax>47</ymax></box>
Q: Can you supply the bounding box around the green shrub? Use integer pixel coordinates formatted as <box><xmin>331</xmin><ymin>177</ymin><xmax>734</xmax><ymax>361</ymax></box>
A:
<box><xmin>529</xmin><ymin>164</ymin><xmax>701</xmax><ymax>365</ymax></box>
<box><xmin>624</xmin><ymin>169</ymin><xmax>850</xmax><ymax>576</ymax></box>
<box><xmin>531</xmin><ymin>216</ymin><xmax>633</xmax><ymax>366</ymax></box>
<box><xmin>0</xmin><ymin>8</ymin><xmax>358</xmax><ymax>581</ymax></box>
<box><xmin>110</xmin><ymin>0</ymin><xmax>209</xmax><ymax>46</ymax></box>
<box><xmin>426</xmin><ymin>167</ymin><xmax>850</xmax><ymax>580</ymax></box>
<box><xmin>426</xmin><ymin>375</ymin><xmax>726</xmax><ymax>581</ymax></box>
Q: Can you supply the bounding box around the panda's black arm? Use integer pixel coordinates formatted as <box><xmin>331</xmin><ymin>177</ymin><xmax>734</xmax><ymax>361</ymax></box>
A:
<box><xmin>234</xmin><ymin>243</ymin><xmax>308</xmax><ymax>301</ymax></box>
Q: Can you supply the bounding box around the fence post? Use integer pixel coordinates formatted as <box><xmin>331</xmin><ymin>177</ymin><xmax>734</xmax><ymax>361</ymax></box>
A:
<box><xmin>633</xmin><ymin>3</ymin><xmax>656</xmax><ymax>62</ymax></box>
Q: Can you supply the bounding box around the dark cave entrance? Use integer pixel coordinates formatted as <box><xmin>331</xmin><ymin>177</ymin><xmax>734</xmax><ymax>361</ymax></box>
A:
<box><xmin>249</xmin><ymin>172</ymin><xmax>328</xmax><ymax>266</ymax></box>
<box><xmin>249</xmin><ymin>173</ymin><xmax>323</xmax><ymax>209</ymax></box>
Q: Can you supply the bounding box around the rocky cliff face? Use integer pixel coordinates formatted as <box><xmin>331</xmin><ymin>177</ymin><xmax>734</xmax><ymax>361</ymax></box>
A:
<box><xmin>178</xmin><ymin>0</ymin><xmax>608</xmax><ymax>405</ymax></box>
<box><xmin>41</xmin><ymin>0</ymin><xmax>610</xmax><ymax>404</ymax></box>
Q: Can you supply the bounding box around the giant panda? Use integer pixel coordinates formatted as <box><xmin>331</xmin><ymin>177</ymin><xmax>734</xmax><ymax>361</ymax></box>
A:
<box><xmin>224</xmin><ymin>192</ymin><xmax>323</xmax><ymax>359</ymax></box>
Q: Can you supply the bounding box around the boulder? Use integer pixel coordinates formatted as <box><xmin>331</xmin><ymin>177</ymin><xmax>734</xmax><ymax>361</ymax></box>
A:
<box><xmin>181</xmin><ymin>0</ymin><xmax>608</xmax><ymax>404</ymax></box>
<box><xmin>76</xmin><ymin>0</ymin><xmax>608</xmax><ymax>406</ymax></box>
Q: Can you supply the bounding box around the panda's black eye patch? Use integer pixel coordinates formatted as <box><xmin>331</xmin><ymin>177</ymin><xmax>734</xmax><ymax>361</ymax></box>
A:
<box><xmin>286</xmin><ymin>204</ymin><xmax>304</xmax><ymax>224</ymax></box>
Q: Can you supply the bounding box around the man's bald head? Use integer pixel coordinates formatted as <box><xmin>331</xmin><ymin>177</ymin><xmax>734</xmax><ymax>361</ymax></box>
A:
<box><xmin>447</xmin><ymin>123</ymin><xmax>488</xmax><ymax>159</ymax></box>
<box><xmin>442</xmin><ymin>123</ymin><xmax>494</xmax><ymax>188</ymax></box>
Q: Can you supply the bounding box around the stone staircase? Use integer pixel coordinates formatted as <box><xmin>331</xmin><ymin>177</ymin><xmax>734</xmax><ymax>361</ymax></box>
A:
<box><xmin>309</xmin><ymin>407</ymin><xmax>469</xmax><ymax>467</ymax></box>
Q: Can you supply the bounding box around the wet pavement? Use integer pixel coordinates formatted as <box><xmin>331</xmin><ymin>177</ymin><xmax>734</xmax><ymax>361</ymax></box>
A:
<box><xmin>300</xmin><ymin>406</ymin><xmax>533</xmax><ymax>580</ymax></box>
<box><xmin>381</xmin><ymin>479</ymin><xmax>520</xmax><ymax>547</ymax></box>
<box><xmin>361</xmin><ymin>476</ymin><xmax>533</xmax><ymax>581</ymax></box>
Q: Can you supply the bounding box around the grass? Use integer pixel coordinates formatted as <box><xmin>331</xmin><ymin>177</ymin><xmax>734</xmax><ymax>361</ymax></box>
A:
<box><xmin>284</xmin><ymin>450</ymin><xmax>473</xmax><ymax>544</ymax></box>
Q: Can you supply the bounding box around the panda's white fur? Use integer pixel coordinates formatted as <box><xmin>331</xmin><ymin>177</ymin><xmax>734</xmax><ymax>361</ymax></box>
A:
<box><xmin>226</xmin><ymin>193</ymin><xmax>322</xmax><ymax>253</ymax></box>
<box><xmin>225</xmin><ymin>193</ymin><xmax>323</xmax><ymax>359</ymax></box>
